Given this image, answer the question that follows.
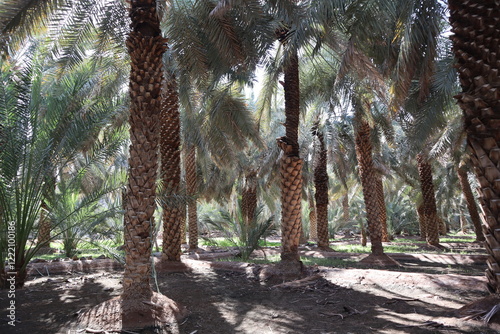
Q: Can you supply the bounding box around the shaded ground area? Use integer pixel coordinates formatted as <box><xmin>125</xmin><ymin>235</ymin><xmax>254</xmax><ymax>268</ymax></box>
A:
<box><xmin>1</xmin><ymin>236</ymin><xmax>498</xmax><ymax>334</ymax></box>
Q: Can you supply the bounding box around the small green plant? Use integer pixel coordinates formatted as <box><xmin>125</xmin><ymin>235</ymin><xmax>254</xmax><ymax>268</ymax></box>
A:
<box><xmin>202</xmin><ymin>203</ymin><xmax>275</xmax><ymax>260</ymax></box>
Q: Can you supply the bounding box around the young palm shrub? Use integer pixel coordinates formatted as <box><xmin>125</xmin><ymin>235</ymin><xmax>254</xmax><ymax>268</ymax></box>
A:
<box><xmin>52</xmin><ymin>157</ymin><xmax>127</xmax><ymax>258</ymax></box>
<box><xmin>202</xmin><ymin>203</ymin><xmax>275</xmax><ymax>260</ymax></box>
<box><xmin>0</xmin><ymin>43</ymin><xmax>127</xmax><ymax>287</ymax></box>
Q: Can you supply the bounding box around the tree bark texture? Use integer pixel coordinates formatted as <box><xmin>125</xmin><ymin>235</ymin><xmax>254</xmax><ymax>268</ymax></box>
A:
<box><xmin>376</xmin><ymin>174</ymin><xmax>389</xmax><ymax>241</ymax></box>
<box><xmin>342</xmin><ymin>194</ymin><xmax>349</xmax><ymax>223</ymax></box>
<box><xmin>416</xmin><ymin>153</ymin><xmax>440</xmax><ymax>246</ymax></box>
<box><xmin>160</xmin><ymin>74</ymin><xmax>184</xmax><ymax>261</ymax></box>
<box><xmin>185</xmin><ymin>144</ymin><xmax>198</xmax><ymax>250</ymax></box>
<box><xmin>355</xmin><ymin>120</ymin><xmax>384</xmax><ymax>255</ymax></box>
<box><xmin>242</xmin><ymin>170</ymin><xmax>258</xmax><ymax>227</ymax></box>
<box><xmin>457</xmin><ymin>165</ymin><xmax>485</xmax><ymax>242</ymax></box>
<box><xmin>417</xmin><ymin>202</ymin><xmax>427</xmax><ymax>240</ymax></box>
<box><xmin>37</xmin><ymin>201</ymin><xmax>51</xmax><ymax>247</ymax></box>
<box><xmin>313</xmin><ymin>126</ymin><xmax>330</xmax><ymax>248</ymax></box>
<box><xmin>309</xmin><ymin>195</ymin><xmax>318</xmax><ymax>241</ymax></box>
<box><xmin>448</xmin><ymin>0</ymin><xmax>500</xmax><ymax>292</ymax></box>
<box><xmin>122</xmin><ymin>0</ymin><xmax>166</xmax><ymax>304</ymax></box>
<box><xmin>277</xmin><ymin>50</ymin><xmax>302</xmax><ymax>263</ymax></box>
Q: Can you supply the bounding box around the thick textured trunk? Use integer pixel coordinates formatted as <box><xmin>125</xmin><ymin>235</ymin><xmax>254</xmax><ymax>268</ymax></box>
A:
<box><xmin>185</xmin><ymin>144</ymin><xmax>198</xmax><ymax>251</ymax></box>
<box><xmin>277</xmin><ymin>50</ymin><xmax>302</xmax><ymax>263</ymax></box>
<box><xmin>416</xmin><ymin>153</ymin><xmax>440</xmax><ymax>246</ymax></box>
<box><xmin>242</xmin><ymin>170</ymin><xmax>258</xmax><ymax>227</ymax></box>
<box><xmin>355</xmin><ymin>119</ymin><xmax>384</xmax><ymax>255</ymax></box>
<box><xmin>376</xmin><ymin>174</ymin><xmax>389</xmax><ymax>242</ymax></box>
<box><xmin>342</xmin><ymin>194</ymin><xmax>349</xmax><ymax>223</ymax></box>
<box><xmin>122</xmin><ymin>0</ymin><xmax>165</xmax><ymax>312</ymax></box>
<box><xmin>313</xmin><ymin>126</ymin><xmax>330</xmax><ymax>249</ymax></box>
<box><xmin>160</xmin><ymin>74</ymin><xmax>183</xmax><ymax>262</ymax></box>
<box><xmin>37</xmin><ymin>201</ymin><xmax>51</xmax><ymax>247</ymax></box>
<box><xmin>448</xmin><ymin>0</ymin><xmax>500</xmax><ymax>292</ymax></box>
<box><xmin>309</xmin><ymin>195</ymin><xmax>318</xmax><ymax>241</ymax></box>
<box><xmin>416</xmin><ymin>202</ymin><xmax>427</xmax><ymax>240</ymax></box>
<box><xmin>360</xmin><ymin>223</ymin><xmax>367</xmax><ymax>246</ymax></box>
<box><xmin>457</xmin><ymin>165</ymin><xmax>485</xmax><ymax>241</ymax></box>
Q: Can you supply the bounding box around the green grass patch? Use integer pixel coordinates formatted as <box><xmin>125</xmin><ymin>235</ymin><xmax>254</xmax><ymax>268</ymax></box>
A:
<box><xmin>301</xmin><ymin>256</ymin><xmax>358</xmax><ymax>268</ymax></box>
<box><xmin>259</xmin><ymin>240</ymin><xmax>281</xmax><ymax>247</ymax></box>
<box><xmin>33</xmin><ymin>239</ymin><xmax>124</xmax><ymax>261</ymax></box>
<box><xmin>216</xmin><ymin>254</ymin><xmax>281</xmax><ymax>265</ymax></box>
<box><xmin>392</xmin><ymin>238</ymin><xmax>427</xmax><ymax>244</ymax></box>
<box><xmin>201</xmin><ymin>238</ymin><xmax>281</xmax><ymax>248</ymax></box>
<box><xmin>332</xmin><ymin>243</ymin><xmax>420</xmax><ymax>254</ymax></box>
<box><xmin>217</xmin><ymin>255</ymin><xmax>358</xmax><ymax>268</ymax></box>
<box><xmin>439</xmin><ymin>237</ymin><xmax>476</xmax><ymax>243</ymax></box>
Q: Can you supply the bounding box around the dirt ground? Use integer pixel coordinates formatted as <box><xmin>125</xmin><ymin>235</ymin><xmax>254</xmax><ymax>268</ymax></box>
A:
<box><xmin>2</xmin><ymin>237</ymin><xmax>500</xmax><ymax>334</ymax></box>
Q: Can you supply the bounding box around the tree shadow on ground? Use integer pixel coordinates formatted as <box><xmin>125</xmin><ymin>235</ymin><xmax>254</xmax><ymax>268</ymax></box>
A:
<box><xmin>158</xmin><ymin>263</ymin><xmax>496</xmax><ymax>334</ymax></box>
<box><xmin>0</xmin><ymin>261</ymin><xmax>497</xmax><ymax>334</ymax></box>
<box><xmin>0</xmin><ymin>271</ymin><xmax>119</xmax><ymax>334</ymax></box>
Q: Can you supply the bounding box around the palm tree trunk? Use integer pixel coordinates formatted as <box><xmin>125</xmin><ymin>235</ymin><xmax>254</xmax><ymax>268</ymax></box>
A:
<box><xmin>342</xmin><ymin>193</ymin><xmax>349</xmax><ymax>223</ymax></box>
<box><xmin>457</xmin><ymin>165</ymin><xmax>485</xmax><ymax>242</ymax></box>
<box><xmin>376</xmin><ymin>174</ymin><xmax>389</xmax><ymax>242</ymax></box>
<box><xmin>160</xmin><ymin>74</ymin><xmax>183</xmax><ymax>262</ymax></box>
<box><xmin>277</xmin><ymin>49</ymin><xmax>302</xmax><ymax>264</ymax></box>
<box><xmin>185</xmin><ymin>144</ymin><xmax>198</xmax><ymax>251</ymax></box>
<box><xmin>37</xmin><ymin>201</ymin><xmax>51</xmax><ymax>248</ymax></box>
<box><xmin>416</xmin><ymin>153</ymin><xmax>440</xmax><ymax>246</ymax></box>
<box><xmin>416</xmin><ymin>202</ymin><xmax>427</xmax><ymax>240</ymax></box>
<box><xmin>313</xmin><ymin>126</ymin><xmax>330</xmax><ymax>249</ymax></box>
<box><xmin>122</xmin><ymin>0</ymin><xmax>165</xmax><ymax>321</ymax></box>
<box><xmin>308</xmin><ymin>194</ymin><xmax>318</xmax><ymax>241</ymax></box>
<box><xmin>448</xmin><ymin>0</ymin><xmax>500</xmax><ymax>292</ymax></box>
<box><xmin>355</xmin><ymin>119</ymin><xmax>384</xmax><ymax>255</ymax></box>
<box><xmin>242</xmin><ymin>170</ymin><xmax>258</xmax><ymax>227</ymax></box>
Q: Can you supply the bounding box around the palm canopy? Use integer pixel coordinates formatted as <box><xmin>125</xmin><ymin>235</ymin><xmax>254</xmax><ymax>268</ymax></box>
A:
<box><xmin>0</xmin><ymin>0</ymin><xmax>128</xmax><ymax>64</ymax></box>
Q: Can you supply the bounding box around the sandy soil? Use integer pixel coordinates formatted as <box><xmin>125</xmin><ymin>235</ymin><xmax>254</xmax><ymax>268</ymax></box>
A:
<box><xmin>1</xmin><ymin>238</ymin><xmax>499</xmax><ymax>334</ymax></box>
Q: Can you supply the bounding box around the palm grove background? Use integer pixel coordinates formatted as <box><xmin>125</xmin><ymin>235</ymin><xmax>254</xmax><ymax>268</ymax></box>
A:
<box><xmin>0</xmin><ymin>0</ymin><xmax>499</xmax><ymax>329</ymax></box>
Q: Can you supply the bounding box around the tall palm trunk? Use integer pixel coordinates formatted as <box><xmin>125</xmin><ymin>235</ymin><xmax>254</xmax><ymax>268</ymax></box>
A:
<box><xmin>457</xmin><ymin>165</ymin><xmax>485</xmax><ymax>242</ymax></box>
<box><xmin>185</xmin><ymin>144</ymin><xmax>198</xmax><ymax>251</ymax></box>
<box><xmin>242</xmin><ymin>170</ymin><xmax>258</xmax><ymax>227</ymax></box>
<box><xmin>277</xmin><ymin>48</ymin><xmax>303</xmax><ymax>264</ymax></box>
<box><xmin>37</xmin><ymin>201</ymin><xmax>51</xmax><ymax>248</ymax></box>
<box><xmin>122</xmin><ymin>0</ymin><xmax>165</xmax><ymax>321</ymax></box>
<box><xmin>342</xmin><ymin>194</ymin><xmax>349</xmax><ymax>223</ymax></box>
<box><xmin>308</xmin><ymin>192</ymin><xmax>318</xmax><ymax>241</ymax></box>
<box><xmin>354</xmin><ymin>119</ymin><xmax>384</xmax><ymax>255</ymax></box>
<box><xmin>160</xmin><ymin>74</ymin><xmax>183</xmax><ymax>261</ymax></box>
<box><xmin>416</xmin><ymin>153</ymin><xmax>440</xmax><ymax>246</ymax></box>
<box><xmin>376</xmin><ymin>174</ymin><xmax>389</xmax><ymax>242</ymax></box>
<box><xmin>448</xmin><ymin>0</ymin><xmax>500</xmax><ymax>292</ymax></box>
<box><xmin>416</xmin><ymin>202</ymin><xmax>427</xmax><ymax>240</ymax></box>
<box><xmin>313</xmin><ymin>125</ymin><xmax>330</xmax><ymax>249</ymax></box>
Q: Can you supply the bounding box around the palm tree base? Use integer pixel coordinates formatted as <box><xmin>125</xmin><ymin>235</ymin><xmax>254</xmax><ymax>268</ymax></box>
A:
<box><xmin>359</xmin><ymin>253</ymin><xmax>401</xmax><ymax>267</ymax></box>
<box><xmin>157</xmin><ymin>259</ymin><xmax>191</xmax><ymax>272</ymax></box>
<box><xmin>316</xmin><ymin>246</ymin><xmax>336</xmax><ymax>252</ymax></box>
<box><xmin>259</xmin><ymin>259</ymin><xmax>306</xmax><ymax>284</ymax></box>
<box><xmin>458</xmin><ymin>295</ymin><xmax>500</xmax><ymax>328</ymax></box>
<box><xmin>76</xmin><ymin>292</ymin><xmax>188</xmax><ymax>332</ymax></box>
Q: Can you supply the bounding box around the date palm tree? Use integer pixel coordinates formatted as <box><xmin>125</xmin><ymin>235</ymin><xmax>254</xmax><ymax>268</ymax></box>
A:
<box><xmin>159</xmin><ymin>0</ymin><xmax>273</xmax><ymax>259</ymax></box>
<box><xmin>159</xmin><ymin>70</ymin><xmax>185</xmax><ymax>261</ymax></box>
<box><xmin>416</xmin><ymin>152</ymin><xmax>441</xmax><ymax>247</ymax></box>
<box><xmin>457</xmin><ymin>163</ymin><xmax>484</xmax><ymax>242</ymax></box>
<box><xmin>311</xmin><ymin>122</ymin><xmax>332</xmax><ymax>250</ymax></box>
<box><xmin>447</xmin><ymin>0</ymin><xmax>500</xmax><ymax>293</ymax></box>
